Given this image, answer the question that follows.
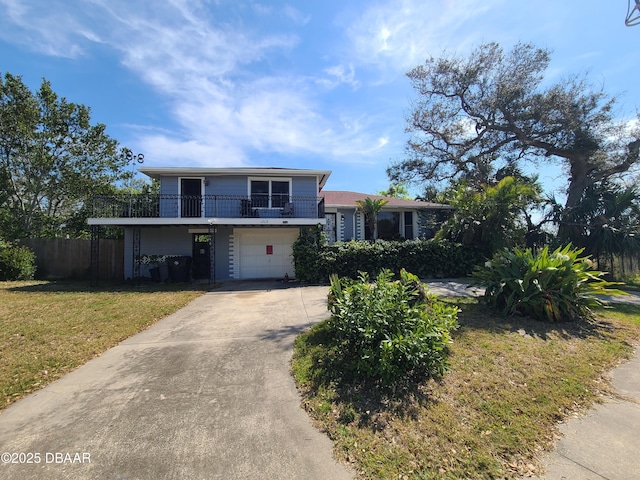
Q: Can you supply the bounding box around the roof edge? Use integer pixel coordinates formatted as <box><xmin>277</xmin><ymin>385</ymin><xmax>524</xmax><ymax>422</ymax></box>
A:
<box><xmin>139</xmin><ymin>167</ymin><xmax>332</xmax><ymax>188</ymax></box>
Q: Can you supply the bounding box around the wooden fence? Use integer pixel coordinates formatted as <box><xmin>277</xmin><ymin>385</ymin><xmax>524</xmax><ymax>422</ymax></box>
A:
<box><xmin>596</xmin><ymin>253</ymin><xmax>640</xmax><ymax>281</ymax></box>
<box><xmin>21</xmin><ymin>238</ymin><xmax>124</xmax><ymax>280</ymax></box>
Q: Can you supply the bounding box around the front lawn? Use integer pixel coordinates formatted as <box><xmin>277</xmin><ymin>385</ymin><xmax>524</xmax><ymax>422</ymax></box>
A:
<box><xmin>292</xmin><ymin>297</ymin><xmax>640</xmax><ymax>479</ymax></box>
<box><xmin>0</xmin><ymin>281</ymin><xmax>209</xmax><ymax>410</ymax></box>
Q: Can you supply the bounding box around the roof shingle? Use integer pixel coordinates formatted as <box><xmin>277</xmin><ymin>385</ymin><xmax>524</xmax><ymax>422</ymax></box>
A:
<box><xmin>320</xmin><ymin>190</ymin><xmax>451</xmax><ymax>209</ymax></box>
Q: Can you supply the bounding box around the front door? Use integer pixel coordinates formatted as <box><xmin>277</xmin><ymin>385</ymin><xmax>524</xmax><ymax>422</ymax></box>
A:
<box><xmin>192</xmin><ymin>234</ymin><xmax>210</xmax><ymax>280</ymax></box>
<box><xmin>181</xmin><ymin>178</ymin><xmax>202</xmax><ymax>218</ymax></box>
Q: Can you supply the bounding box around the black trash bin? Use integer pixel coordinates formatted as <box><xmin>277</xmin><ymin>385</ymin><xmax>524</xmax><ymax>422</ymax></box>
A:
<box><xmin>168</xmin><ymin>256</ymin><xmax>192</xmax><ymax>282</ymax></box>
<box><xmin>149</xmin><ymin>267</ymin><xmax>161</xmax><ymax>282</ymax></box>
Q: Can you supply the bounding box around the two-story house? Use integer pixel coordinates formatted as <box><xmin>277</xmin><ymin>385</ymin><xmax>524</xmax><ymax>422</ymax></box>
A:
<box><xmin>88</xmin><ymin>167</ymin><xmax>451</xmax><ymax>282</ymax></box>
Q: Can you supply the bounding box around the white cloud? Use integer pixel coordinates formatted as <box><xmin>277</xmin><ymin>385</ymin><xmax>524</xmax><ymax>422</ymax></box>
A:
<box><xmin>251</xmin><ymin>3</ymin><xmax>273</xmax><ymax>16</ymax></box>
<box><xmin>345</xmin><ymin>0</ymin><xmax>505</xmax><ymax>75</ymax></box>
<box><xmin>282</xmin><ymin>5</ymin><xmax>311</xmax><ymax>26</ymax></box>
<box><xmin>323</xmin><ymin>63</ymin><xmax>361</xmax><ymax>90</ymax></box>
<box><xmin>137</xmin><ymin>134</ymin><xmax>249</xmax><ymax>167</ymax></box>
<box><xmin>0</xmin><ymin>0</ymin><xmax>401</xmax><ymax>167</ymax></box>
<box><xmin>102</xmin><ymin>3</ymin><xmax>396</xmax><ymax>165</ymax></box>
<box><xmin>0</xmin><ymin>0</ymin><xmax>93</xmax><ymax>57</ymax></box>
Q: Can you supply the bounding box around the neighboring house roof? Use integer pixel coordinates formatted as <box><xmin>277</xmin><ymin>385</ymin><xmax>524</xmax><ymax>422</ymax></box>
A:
<box><xmin>320</xmin><ymin>190</ymin><xmax>452</xmax><ymax>209</ymax></box>
<box><xmin>139</xmin><ymin>167</ymin><xmax>332</xmax><ymax>189</ymax></box>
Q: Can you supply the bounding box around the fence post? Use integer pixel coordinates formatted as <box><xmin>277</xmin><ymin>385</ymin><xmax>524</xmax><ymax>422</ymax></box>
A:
<box><xmin>90</xmin><ymin>226</ymin><xmax>101</xmax><ymax>287</ymax></box>
<box><xmin>132</xmin><ymin>227</ymin><xmax>141</xmax><ymax>284</ymax></box>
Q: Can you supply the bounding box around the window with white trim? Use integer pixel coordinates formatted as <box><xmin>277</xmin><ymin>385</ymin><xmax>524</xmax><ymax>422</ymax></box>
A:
<box><xmin>249</xmin><ymin>178</ymin><xmax>291</xmax><ymax>208</ymax></box>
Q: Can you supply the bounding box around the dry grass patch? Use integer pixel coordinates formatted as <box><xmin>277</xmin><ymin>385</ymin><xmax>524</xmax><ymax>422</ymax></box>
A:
<box><xmin>0</xmin><ymin>280</ymin><xmax>209</xmax><ymax>409</ymax></box>
<box><xmin>292</xmin><ymin>297</ymin><xmax>640</xmax><ymax>479</ymax></box>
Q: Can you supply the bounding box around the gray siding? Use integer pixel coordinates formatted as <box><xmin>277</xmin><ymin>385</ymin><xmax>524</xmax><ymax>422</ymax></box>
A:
<box><xmin>154</xmin><ymin>174</ymin><xmax>321</xmax><ymax>220</ymax></box>
<box><xmin>213</xmin><ymin>226</ymin><xmax>232</xmax><ymax>280</ymax></box>
<box><xmin>339</xmin><ymin>208</ymin><xmax>356</xmax><ymax>240</ymax></box>
<box><xmin>160</xmin><ymin>177</ymin><xmax>179</xmax><ymax>195</ymax></box>
<box><xmin>159</xmin><ymin>177</ymin><xmax>179</xmax><ymax>217</ymax></box>
<box><xmin>207</xmin><ymin>176</ymin><xmax>248</xmax><ymax>196</ymax></box>
<box><xmin>291</xmin><ymin>176</ymin><xmax>317</xmax><ymax>197</ymax></box>
<box><xmin>160</xmin><ymin>175</ymin><xmax>319</xmax><ymax>198</ymax></box>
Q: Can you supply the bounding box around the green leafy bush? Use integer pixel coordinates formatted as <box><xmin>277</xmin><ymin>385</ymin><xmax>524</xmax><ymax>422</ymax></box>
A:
<box><xmin>0</xmin><ymin>240</ymin><xmax>37</xmax><ymax>280</ymax></box>
<box><xmin>293</xmin><ymin>232</ymin><xmax>484</xmax><ymax>283</ymax></box>
<box><xmin>472</xmin><ymin>244</ymin><xmax>624</xmax><ymax>322</ymax></box>
<box><xmin>327</xmin><ymin>269</ymin><xmax>459</xmax><ymax>385</ymax></box>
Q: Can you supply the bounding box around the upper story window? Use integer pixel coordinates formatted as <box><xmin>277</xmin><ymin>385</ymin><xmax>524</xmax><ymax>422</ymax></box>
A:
<box><xmin>249</xmin><ymin>178</ymin><xmax>291</xmax><ymax>208</ymax></box>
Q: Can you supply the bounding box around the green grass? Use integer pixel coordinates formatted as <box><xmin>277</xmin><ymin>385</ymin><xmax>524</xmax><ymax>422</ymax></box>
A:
<box><xmin>292</xmin><ymin>297</ymin><xmax>640</xmax><ymax>479</ymax></box>
<box><xmin>0</xmin><ymin>280</ymin><xmax>209</xmax><ymax>409</ymax></box>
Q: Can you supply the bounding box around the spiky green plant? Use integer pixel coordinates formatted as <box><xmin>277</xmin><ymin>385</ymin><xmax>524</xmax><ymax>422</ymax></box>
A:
<box><xmin>472</xmin><ymin>244</ymin><xmax>626</xmax><ymax>322</ymax></box>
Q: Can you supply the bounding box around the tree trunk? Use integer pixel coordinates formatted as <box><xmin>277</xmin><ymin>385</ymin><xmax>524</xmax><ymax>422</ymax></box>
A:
<box><xmin>559</xmin><ymin>155</ymin><xmax>594</xmax><ymax>248</ymax></box>
<box><xmin>610</xmin><ymin>251</ymin><xmax>615</xmax><ymax>279</ymax></box>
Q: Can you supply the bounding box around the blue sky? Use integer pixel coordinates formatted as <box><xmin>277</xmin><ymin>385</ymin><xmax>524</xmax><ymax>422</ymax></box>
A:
<box><xmin>1</xmin><ymin>0</ymin><xmax>639</xmax><ymax>196</ymax></box>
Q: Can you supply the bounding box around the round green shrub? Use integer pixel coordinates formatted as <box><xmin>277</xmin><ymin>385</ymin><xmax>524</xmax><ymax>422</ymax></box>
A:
<box><xmin>328</xmin><ymin>269</ymin><xmax>459</xmax><ymax>386</ymax></box>
<box><xmin>0</xmin><ymin>240</ymin><xmax>37</xmax><ymax>280</ymax></box>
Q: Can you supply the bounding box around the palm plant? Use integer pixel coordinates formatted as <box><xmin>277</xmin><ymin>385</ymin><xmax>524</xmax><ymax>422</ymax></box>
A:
<box><xmin>355</xmin><ymin>197</ymin><xmax>388</xmax><ymax>241</ymax></box>
<box><xmin>565</xmin><ymin>182</ymin><xmax>640</xmax><ymax>274</ymax></box>
<box><xmin>593</xmin><ymin>186</ymin><xmax>640</xmax><ymax>274</ymax></box>
<box><xmin>436</xmin><ymin>176</ymin><xmax>542</xmax><ymax>255</ymax></box>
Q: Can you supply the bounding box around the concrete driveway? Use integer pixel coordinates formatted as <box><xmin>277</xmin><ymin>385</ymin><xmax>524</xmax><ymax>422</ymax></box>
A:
<box><xmin>0</xmin><ymin>282</ymin><xmax>353</xmax><ymax>480</ymax></box>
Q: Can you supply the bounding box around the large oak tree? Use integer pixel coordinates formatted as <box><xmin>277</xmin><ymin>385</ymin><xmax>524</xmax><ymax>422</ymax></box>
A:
<box><xmin>0</xmin><ymin>73</ymin><xmax>129</xmax><ymax>239</ymax></box>
<box><xmin>388</xmin><ymin>42</ymin><xmax>640</xmax><ymax>247</ymax></box>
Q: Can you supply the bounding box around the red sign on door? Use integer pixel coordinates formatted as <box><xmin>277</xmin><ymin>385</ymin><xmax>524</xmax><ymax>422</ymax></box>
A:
<box><xmin>266</xmin><ymin>245</ymin><xmax>273</xmax><ymax>255</ymax></box>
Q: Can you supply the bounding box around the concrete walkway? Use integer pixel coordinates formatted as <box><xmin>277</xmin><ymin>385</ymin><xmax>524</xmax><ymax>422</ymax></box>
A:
<box><xmin>424</xmin><ymin>278</ymin><xmax>485</xmax><ymax>298</ymax></box>
<box><xmin>528</xmin><ymin>349</ymin><xmax>640</xmax><ymax>480</ymax></box>
<box><xmin>426</xmin><ymin>279</ymin><xmax>640</xmax><ymax>306</ymax></box>
<box><xmin>598</xmin><ymin>290</ymin><xmax>640</xmax><ymax>306</ymax></box>
<box><xmin>0</xmin><ymin>282</ymin><xmax>353</xmax><ymax>480</ymax></box>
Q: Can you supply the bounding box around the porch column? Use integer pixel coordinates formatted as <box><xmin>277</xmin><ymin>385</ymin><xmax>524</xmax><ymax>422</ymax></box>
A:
<box><xmin>208</xmin><ymin>224</ymin><xmax>216</xmax><ymax>285</ymax></box>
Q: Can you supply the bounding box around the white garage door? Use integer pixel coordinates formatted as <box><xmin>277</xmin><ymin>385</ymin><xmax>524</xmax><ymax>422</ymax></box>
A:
<box><xmin>236</xmin><ymin>228</ymin><xmax>299</xmax><ymax>279</ymax></box>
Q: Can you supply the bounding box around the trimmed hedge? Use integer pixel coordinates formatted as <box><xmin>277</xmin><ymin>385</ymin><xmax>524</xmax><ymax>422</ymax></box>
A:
<box><xmin>293</xmin><ymin>228</ymin><xmax>485</xmax><ymax>283</ymax></box>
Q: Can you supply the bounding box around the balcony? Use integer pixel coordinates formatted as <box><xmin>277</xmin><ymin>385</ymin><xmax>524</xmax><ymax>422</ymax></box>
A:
<box><xmin>92</xmin><ymin>194</ymin><xmax>326</xmax><ymax>220</ymax></box>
